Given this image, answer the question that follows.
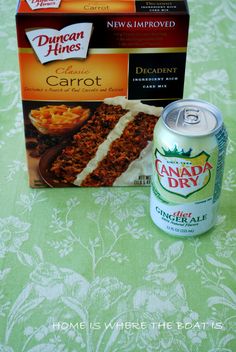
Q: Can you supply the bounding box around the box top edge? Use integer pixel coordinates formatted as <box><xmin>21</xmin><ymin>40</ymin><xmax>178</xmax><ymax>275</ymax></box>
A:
<box><xmin>16</xmin><ymin>0</ymin><xmax>189</xmax><ymax>15</ymax></box>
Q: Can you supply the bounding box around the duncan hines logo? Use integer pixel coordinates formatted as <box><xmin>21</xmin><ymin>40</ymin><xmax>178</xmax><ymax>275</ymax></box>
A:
<box><xmin>26</xmin><ymin>0</ymin><xmax>61</xmax><ymax>10</ymax></box>
<box><xmin>107</xmin><ymin>20</ymin><xmax>176</xmax><ymax>29</ymax></box>
<box><xmin>26</xmin><ymin>23</ymin><xmax>93</xmax><ymax>64</ymax></box>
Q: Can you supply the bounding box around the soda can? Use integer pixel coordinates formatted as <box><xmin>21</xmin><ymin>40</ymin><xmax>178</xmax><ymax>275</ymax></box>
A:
<box><xmin>150</xmin><ymin>99</ymin><xmax>228</xmax><ymax>236</ymax></box>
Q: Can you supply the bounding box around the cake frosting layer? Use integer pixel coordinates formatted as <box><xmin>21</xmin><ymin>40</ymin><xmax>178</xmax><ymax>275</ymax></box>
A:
<box><xmin>50</xmin><ymin>101</ymin><xmax>129</xmax><ymax>183</ymax></box>
<box><xmin>74</xmin><ymin>98</ymin><xmax>162</xmax><ymax>186</ymax></box>
<box><xmin>80</xmin><ymin>109</ymin><xmax>162</xmax><ymax>186</ymax></box>
<box><xmin>73</xmin><ymin>110</ymin><xmax>134</xmax><ymax>186</ymax></box>
<box><xmin>51</xmin><ymin>96</ymin><xmax>162</xmax><ymax>186</ymax></box>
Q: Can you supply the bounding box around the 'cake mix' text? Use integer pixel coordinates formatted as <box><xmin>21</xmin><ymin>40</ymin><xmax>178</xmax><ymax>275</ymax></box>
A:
<box><xmin>16</xmin><ymin>0</ymin><xmax>189</xmax><ymax>188</ymax></box>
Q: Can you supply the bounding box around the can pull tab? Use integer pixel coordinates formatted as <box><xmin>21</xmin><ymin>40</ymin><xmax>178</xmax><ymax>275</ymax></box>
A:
<box><xmin>183</xmin><ymin>107</ymin><xmax>201</xmax><ymax>124</ymax></box>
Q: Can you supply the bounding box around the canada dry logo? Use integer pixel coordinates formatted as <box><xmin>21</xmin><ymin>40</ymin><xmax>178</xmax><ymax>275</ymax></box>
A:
<box><xmin>155</xmin><ymin>146</ymin><xmax>213</xmax><ymax>198</ymax></box>
<box><xmin>26</xmin><ymin>23</ymin><xmax>93</xmax><ymax>64</ymax></box>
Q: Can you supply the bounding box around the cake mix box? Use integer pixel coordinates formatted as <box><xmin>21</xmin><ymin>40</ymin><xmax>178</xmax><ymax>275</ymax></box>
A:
<box><xmin>16</xmin><ymin>0</ymin><xmax>189</xmax><ymax>187</ymax></box>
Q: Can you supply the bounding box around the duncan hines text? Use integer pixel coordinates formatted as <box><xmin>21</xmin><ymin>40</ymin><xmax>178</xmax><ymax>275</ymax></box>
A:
<box><xmin>26</xmin><ymin>23</ymin><xmax>93</xmax><ymax>64</ymax></box>
<box><xmin>16</xmin><ymin>0</ymin><xmax>189</xmax><ymax>188</ymax></box>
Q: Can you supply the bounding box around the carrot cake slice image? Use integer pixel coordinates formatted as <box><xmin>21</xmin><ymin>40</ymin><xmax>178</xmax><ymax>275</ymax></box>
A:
<box><xmin>50</xmin><ymin>97</ymin><xmax>162</xmax><ymax>186</ymax></box>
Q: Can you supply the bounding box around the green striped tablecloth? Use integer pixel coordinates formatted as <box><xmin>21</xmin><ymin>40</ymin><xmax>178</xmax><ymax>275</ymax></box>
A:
<box><xmin>0</xmin><ymin>0</ymin><xmax>236</xmax><ymax>351</ymax></box>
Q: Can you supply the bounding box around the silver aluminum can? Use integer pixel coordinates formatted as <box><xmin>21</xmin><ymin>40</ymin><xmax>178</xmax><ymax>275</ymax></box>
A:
<box><xmin>150</xmin><ymin>99</ymin><xmax>228</xmax><ymax>236</ymax></box>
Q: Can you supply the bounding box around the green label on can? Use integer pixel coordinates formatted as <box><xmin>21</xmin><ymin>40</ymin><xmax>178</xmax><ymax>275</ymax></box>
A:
<box><xmin>154</xmin><ymin>147</ymin><xmax>213</xmax><ymax>199</ymax></box>
<box><xmin>152</xmin><ymin>144</ymin><xmax>217</xmax><ymax>204</ymax></box>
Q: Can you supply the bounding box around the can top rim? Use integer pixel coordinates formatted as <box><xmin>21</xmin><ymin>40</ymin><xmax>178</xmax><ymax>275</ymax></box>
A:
<box><xmin>162</xmin><ymin>99</ymin><xmax>223</xmax><ymax>137</ymax></box>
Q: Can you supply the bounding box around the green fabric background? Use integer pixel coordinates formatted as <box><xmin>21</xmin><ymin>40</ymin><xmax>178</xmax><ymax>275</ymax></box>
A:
<box><xmin>0</xmin><ymin>0</ymin><xmax>236</xmax><ymax>351</ymax></box>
